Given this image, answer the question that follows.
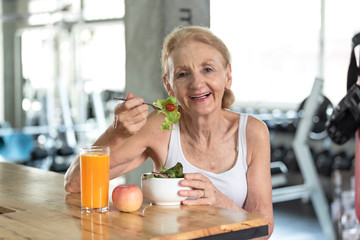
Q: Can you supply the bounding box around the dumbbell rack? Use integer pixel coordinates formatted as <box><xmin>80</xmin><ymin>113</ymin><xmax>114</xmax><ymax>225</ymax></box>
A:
<box><xmin>272</xmin><ymin>77</ymin><xmax>336</xmax><ymax>240</ymax></box>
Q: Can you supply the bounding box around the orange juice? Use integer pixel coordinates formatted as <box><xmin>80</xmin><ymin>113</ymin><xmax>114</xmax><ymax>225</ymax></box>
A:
<box><xmin>80</xmin><ymin>146</ymin><xmax>110</xmax><ymax>212</ymax></box>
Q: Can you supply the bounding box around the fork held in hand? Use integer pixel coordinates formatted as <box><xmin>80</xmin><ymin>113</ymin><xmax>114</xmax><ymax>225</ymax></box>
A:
<box><xmin>113</xmin><ymin>97</ymin><xmax>162</xmax><ymax>110</ymax></box>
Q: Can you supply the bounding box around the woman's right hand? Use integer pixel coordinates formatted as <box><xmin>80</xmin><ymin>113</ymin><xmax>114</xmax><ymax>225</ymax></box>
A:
<box><xmin>64</xmin><ymin>92</ymin><xmax>149</xmax><ymax>193</ymax></box>
<box><xmin>113</xmin><ymin>92</ymin><xmax>149</xmax><ymax>137</ymax></box>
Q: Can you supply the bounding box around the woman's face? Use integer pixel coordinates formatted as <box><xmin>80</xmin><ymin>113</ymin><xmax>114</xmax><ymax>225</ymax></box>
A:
<box><xmin>164</xmin><ymin>40</ymin><xmax>232</xmax><ymax>116</ymax></box>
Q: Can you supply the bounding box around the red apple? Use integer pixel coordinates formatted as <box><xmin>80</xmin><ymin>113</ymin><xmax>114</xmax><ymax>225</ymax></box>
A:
<box><xmin>112</xmin><ymin>184</ymin><xmax>143</xmax><ymax>212</ymax></box>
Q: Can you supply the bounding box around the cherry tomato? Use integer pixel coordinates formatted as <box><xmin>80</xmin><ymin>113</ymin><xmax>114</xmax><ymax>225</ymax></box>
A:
<box><xmin>165</xmin><ymin>103</ymin><xmax>176</xmax><ymax>112</ymax></box>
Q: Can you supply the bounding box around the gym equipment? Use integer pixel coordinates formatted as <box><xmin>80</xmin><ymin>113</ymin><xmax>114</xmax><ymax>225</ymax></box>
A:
<box><xmin>56</xmin><ymin>146</ymin><xmax>75</xmax><ymax>156</ymax></box>
<box><xmin>332</xmin><ymin>151</ymin><xmax>353</xmax><ymax>171</ymax></box>
<box><xmin>50</xmin><ymin>159</ymin><xmax>72</xmax><ymax>173</ymax></box>
<box><xmin>272</xmin><ymin>77</ymin><xmax>336</xmax><ymax>240</ymax></box>
<box><xmin>298</xmin><ymin>95</ymin><xmax>334</xmax><ymax>140</ymax></box>
<box><xmin>327</xmin><ymin>32</ymin><xmax>360</xmax><ymax>145</ymax></box>
<box><xmin>50</xmin><ymin>145</ymin><xmax>76</xmax><ymax>172</ymax></box>
<box><xmin>0</xmin><ymin>137</ymin><xmax>4</xmax><ymax>148</ymax></box>
<box><xmin>274</xmin><ymin>121</ymin><xmax>287</xmax><ymax>133</ymax></box>
<box><xmin>0</xmin><ymin>132</ymin><xmax>34</xmax><ymax>162</ymax></box>
<box><xmin>264</xmin><ymin>119</ymin><xmax>276</xmax><ymax>132</ymax></box>
<box><xmin>30</xmin><ymin>147</ymin><xmax>49</xmax><ymax>160</ymax></box>
<box><xmin>314</xmin><ymin>149</ymin><xmax>333</xmax><ymax>177</ymax></box>
<box><xmin>271</xmin><ymin>161</ymin><xmax>288</xmax><ymax>188</ymax></box>
<box><xmin>355</xmin><ymin>128</ymin><xmax>360</xmax><ymax>223</ymax></box>
<box><xmin>282</xmin><ymin>148</ymin><xmax>299</xmax><ymax>172</ymax></box>
<box><xmin>48</xmin><ymin>146</ymin><xmax>76</xmax><ymax>173</ymax></box>
<box><xmin>271</xmin><ymin>145</ymin><xmax>288</xmax><ymax>162</ymax></box>
<box><xmin>263</xmin><ymin>109</ymin><xmax>297</xmax><ymax>134</ymax></box>
<box><xmin>284</xmin><ymin>120</ymin><xmax>297</xmax><ymax>134</ymax></box>
<box><xmin>327</xmin><ymin>84</ymin><xmax>360</xmax><ymax>145</ymax></box>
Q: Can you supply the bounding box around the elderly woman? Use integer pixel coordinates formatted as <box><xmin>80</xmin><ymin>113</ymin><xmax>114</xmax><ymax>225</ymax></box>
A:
<box><xmin>64</xmin><ymin>25</ymin><xmax>273</xmax><ymax>237</ymax></box>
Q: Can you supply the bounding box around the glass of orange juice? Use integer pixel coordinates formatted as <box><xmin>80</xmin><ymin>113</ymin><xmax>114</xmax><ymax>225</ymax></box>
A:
<box><xmin>80</xmin><ymin>146</ymin><xmax>110</xmax><ymax>213</ymax></box>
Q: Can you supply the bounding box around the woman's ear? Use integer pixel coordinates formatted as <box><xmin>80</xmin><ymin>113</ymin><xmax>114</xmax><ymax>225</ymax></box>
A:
<box><xmin>225</xmin><ymin>63</ymin><xmax>232</xmax><ymax>89</ymax></box>
<box><xmin>163</xmin><ymin>75</ymin><xmax>175</xmax><ymax>96</ymax></box>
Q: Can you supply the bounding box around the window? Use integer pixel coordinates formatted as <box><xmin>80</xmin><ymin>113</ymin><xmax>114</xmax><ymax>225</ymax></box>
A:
<box><xmin>82</xmin><ymin>0</ymin><xmax>125</xmax><ymax>20</ymax></box>
<box><xmin>211</xmin><ymin>0</ymin><xmax>360</xmax><ymax>109</ymax></box>
<box><xmin>25</xmin><ymin>0</ymin><xmax>126</xmax><ymax>93</ymax></box>
<box><xmin>20</xmin><ymin>0</ymin><xmax>126</xmax><ymax>130</ymax></box>
<box><xmin>27</xmin><ymin>0</ymin><xmax>124</xmax><ymax>25</ymax></box>
<box><xmin>76</xmin><ymin>24</ymin><xmax>126</xmax><ymax>92</ymax></box>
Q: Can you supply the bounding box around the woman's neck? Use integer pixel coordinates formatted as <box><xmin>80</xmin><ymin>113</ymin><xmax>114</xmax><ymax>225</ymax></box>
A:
<box><xmin>179</xmin><ymin>107</ymin><xmax>227</xmax><ymax>141</ymax></box>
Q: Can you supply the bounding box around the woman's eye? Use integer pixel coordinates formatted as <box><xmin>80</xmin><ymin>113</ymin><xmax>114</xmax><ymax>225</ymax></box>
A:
<box><xmin>177</xmin><ymin>72</ymin><xmax>187</xmax><ymax>78</ymax></box>
<box><xmin>204</xmin><ymin>67</ymin><xmax>213</xmax><ymax>73</ymax></box>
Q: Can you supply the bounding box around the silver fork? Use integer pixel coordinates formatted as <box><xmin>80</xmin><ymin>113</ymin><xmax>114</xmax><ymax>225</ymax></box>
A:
<box><xmin>112</xmin><ymin>97</ymin><xmax>162</xmax><ymax>110</ymax></box>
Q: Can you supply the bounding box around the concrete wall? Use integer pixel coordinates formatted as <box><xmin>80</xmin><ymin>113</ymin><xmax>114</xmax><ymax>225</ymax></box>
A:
<box><xmin>1</xmin><ymin>0</ymin><xmax>30</xmax><ymax>127</ymax></box>
<box><xmin>1</xmin><ymin>1</ymin><xmax>17</xmax><ymax>126</ymax></box>
<box><xmin>0</xmin><ymin>0</ymin><xmax>3</xmax><ymax>122</ymax></box>
<box><xmin>124</xmin><ymin>0</ymin><xmax>210</xmax><ymax>103</ymax></box>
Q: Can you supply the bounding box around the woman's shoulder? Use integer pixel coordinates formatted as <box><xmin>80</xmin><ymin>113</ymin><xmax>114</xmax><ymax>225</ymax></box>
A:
<box><xmin>246</xmin><ymin>115</ymin><xmax>270</xmax><ymax>144</ymax></box>
<box><xmin>142</xmin><ymin>110</ymin><xmax>169</xmax><ymax>134</ymax></box>
<box><xmin>244</xmin><ymin>115</ymin><xmax>270</xmax><ymax>166</ymax></box>
<box><xmin>139</xmin><ymin>110</ymin><xmax>174</xmax><ymax>147</ymax></box>
<box><xmin>142</xmin><ymin>110</ymin><xmax>173</xmax><ymax>166</ymax></box>
<box><xmin>147</xmin><ymin>110</ymin><xmax>166</xmax><ymax>124</ymax></box>
<box><xmin>246</xmin><ymin>114</ymin><xmax>270</xmax><ymax>141</ymax></box>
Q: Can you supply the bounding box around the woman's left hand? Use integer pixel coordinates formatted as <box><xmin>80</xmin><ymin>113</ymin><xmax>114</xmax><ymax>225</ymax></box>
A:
<box><xmin>179</xmin><ymin>173</ymin><xmax>222</xmax><ymax>207</ymax></box>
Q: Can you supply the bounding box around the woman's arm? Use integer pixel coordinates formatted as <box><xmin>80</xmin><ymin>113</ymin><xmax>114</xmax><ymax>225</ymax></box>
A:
<box><xmin>109</xmin><ymin>111</ymin><xmax>171</xmax><ymax>171</ymax></box>
<box><xmin>64</xmin><ymin>93</ymin><xmax>149</xmax><ymax>193</ymax></box>
<box><xmin>244</xmin><ymin>116</ymin><xmax>273</xmax><ymax>238</ymax></box>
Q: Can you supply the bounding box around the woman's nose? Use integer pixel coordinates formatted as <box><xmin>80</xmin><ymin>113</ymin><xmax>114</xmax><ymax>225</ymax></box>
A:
<box><xmin>189</xmin><ymin>72</ymin><xmax>205</xmax><ymax>88</ymax></box>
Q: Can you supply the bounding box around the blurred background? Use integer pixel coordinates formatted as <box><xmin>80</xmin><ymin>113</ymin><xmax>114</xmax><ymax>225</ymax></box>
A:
<box><xmin>0</xmin><ymin>0</ymin><xmax>359</xmax><ymax>239</ymax></box>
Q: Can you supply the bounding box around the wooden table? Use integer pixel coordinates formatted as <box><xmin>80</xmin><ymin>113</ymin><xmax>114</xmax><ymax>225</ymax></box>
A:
<box><xmin>0</xmin><ymin>162</ymin><xmax>268</xmax><ymax>239</ymax></box>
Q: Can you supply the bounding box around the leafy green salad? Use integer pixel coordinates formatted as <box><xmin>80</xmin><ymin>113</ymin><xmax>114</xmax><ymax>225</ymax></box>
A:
<box><xmin>153</xmin><ymin>96</ymin><xmax>181</xmax><ymax>130</ymax></box>
<box><xmin>142</xmin><ymin>162</ymin><xmax>184</xmax><ymax>179</ymax></box>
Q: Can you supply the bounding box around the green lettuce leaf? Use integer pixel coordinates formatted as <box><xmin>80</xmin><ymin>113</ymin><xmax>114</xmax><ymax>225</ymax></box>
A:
<box><xmin>142</xmin><ymin>162</ymin><xmax>184</xmax><ymax>179</ymax></box>
<box><xmin>161</xmin><ymin>162</ymin><xmax>184</xmax><ymax>178</ymax></box>
<box><xmin>153</xmin><ymin>96</ymin><xmax>181</xmax><ymax>130</ymax></box>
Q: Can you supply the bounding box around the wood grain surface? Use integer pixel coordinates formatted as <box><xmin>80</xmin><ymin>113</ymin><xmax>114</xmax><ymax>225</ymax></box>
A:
<box><xmin>0</xmin><ymin>162</ymin><xmax>268</xmax><ymax>239</ymax></box>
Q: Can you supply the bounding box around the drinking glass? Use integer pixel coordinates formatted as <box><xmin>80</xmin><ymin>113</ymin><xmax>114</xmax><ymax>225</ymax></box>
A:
<box><xmin>80</xmin><ymin>146</ymin><xmax>110</xmax><ymax>213</ymax></box>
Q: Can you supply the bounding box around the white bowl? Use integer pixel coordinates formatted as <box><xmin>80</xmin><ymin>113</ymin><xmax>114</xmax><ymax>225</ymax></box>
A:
<box><xmin>141</xmin><ymin>173</ymin><xmax>191</xmax><ymax>205</ymax></box>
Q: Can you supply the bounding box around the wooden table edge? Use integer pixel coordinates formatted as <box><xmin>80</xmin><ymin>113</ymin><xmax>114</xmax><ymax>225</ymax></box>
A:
<box><xmin>150</xmin><ymin>218</ymin><xmax>269</xmax><ymax>240</ymax></box>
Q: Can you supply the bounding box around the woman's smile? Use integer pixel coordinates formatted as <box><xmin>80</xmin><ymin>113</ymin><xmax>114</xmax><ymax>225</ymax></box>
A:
<box><xmin>189</xmin><ymin>92</ymin><xmax>212</xmax><ymax>102</ymax></box>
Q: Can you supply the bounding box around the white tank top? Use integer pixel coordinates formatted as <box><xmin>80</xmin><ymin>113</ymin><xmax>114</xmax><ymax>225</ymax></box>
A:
<box><xmin>165</xmin><ymin>113</ymin><xmax>248</xmax><ymax>208</ymax></box>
